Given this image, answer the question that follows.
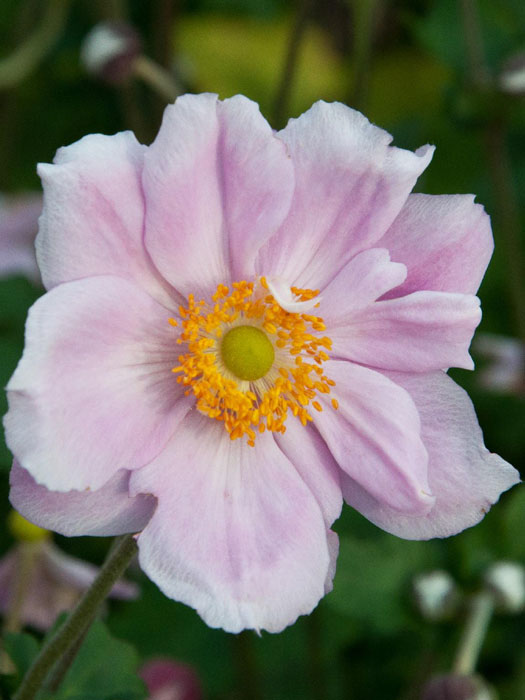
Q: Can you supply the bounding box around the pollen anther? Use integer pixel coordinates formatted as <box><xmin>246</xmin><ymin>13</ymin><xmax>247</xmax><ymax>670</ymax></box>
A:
<box><xmin>171</xmin><ymin>279</ymin><xmax>336</xmax><ymax>444</ymax></box>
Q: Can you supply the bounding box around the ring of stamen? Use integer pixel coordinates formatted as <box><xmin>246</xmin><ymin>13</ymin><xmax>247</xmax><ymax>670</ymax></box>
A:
<box><xmin>170</xmin><ymin>278</ymin><xmax>336</xmax><ymax>446</ymax></box>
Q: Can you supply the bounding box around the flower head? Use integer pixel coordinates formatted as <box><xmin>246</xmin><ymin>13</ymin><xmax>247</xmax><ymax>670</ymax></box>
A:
<box><xmin>4</xmin><ymin>94</ymin><xmax>519</xmax><ymax>633</ymax></box>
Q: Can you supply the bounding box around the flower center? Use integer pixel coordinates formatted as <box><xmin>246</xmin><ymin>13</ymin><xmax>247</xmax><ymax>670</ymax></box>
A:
<box><xmin>170</xmin><ymin>278</ymin><xmax>337</xmax><ymax>446</ymax></box>
<box><xmin>221</xmin><ymin>325</ymin><xmax>275</xmax><ymax>381</ymax></box>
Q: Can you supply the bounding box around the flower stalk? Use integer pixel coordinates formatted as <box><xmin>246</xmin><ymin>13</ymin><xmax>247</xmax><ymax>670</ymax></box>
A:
<box><xmin>13</xmin><ymin>534</ymin><xmax>138</xmax><ymax>700</ymax></box>
<box><xmin>452</xmin><ymin>591</ymin><xmax>494</xmax><ymax>675</ymax></box>
<box><xmin>133</xmin><ymin>54</ymin><xmax>179</xmax><ymax>103</ymax></box>
<box><xmin>0</xmin><ymin>0</ymin><xmax>70</xmax><ymax>90</ymax></box>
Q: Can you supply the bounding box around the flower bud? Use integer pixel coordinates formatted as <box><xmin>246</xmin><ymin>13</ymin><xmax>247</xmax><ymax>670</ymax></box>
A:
<box><xmin>473</xmin><ymin>334</ymin><xmax>525</xmax><ymax>397</ymax></box>
<box><xmin>421</xmin><ymin>674</ymin><xmax>495</xmax><ymax>700</ymax></box>
<box><xmin>139</xmin><ymin>659</ymin><xmax>202</xmax><ymax>700</ymax></box>
<box><xmin>499</xmin><ymin>51</ymin><xmax>525</xmax><ymax>95</ymax></box>
<box><xmin>80</xmin><ymin>22</ymin><xmax>142</xmax><ymax>84</ymax></box>
<box><xmin>413</xmin><ymin>570</ymin><xmax>460</xmax><ymax>621</ymax></box>
<box><xmin>483</xmin><ymin>561</ymin><xmax>525</xmax><ymax>613</ymax></box>
<box><xmin>7</xmin><ymin>510</ymin><xmax>50</xmax><ymax>543</ymax></box>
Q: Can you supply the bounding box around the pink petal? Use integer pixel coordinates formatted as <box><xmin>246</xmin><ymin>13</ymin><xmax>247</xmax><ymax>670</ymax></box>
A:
<box><xmin>329</xmin><ymin>291</ymin><xmax>481</xmax><ymax>371</ymax></box>
<box><xmin>9</xmin><ymin>462</ymin><xmax>156</xmax><ymax>536</ymax></box>
<box><xmin>275</xmin><ymin>417</ymin><xmax>342</xmax><ymax>526</ymax></box>
<box><xmin>42</xmin><ymin>542</ymin><xmax>138</xmax><ymax>599</ymax></box>
<box><xmin>36</xmin><ymin>131</ymin><xmax>176</xmax><ymax>307</ymax></box>
<box><xmin>257</xmin><ymin>100</ymin><xmax>434</xmax><ymax>289</ymax></box>
<box><xmin>378</xmin><ymin>193</ymin><xmax>494</xmax><ymax>296</ymax></box>
<box><xmin>318</xmin><ymin>248</ymin><xmax>407</xmax><ymax>322</ymax></box>
<box><xmin>314</xmin><ymin>360</ymin><xmax>434</xmax><ymax>514</ymax></box>
<box><xmin>4</xmin><ymin>276</ymin><xmax>190</xmax><ymax>491</ymax></box>
<box><xmin>130</xmin><ymin>412</ymin><xmax>334</xmax><ymax>633</ymax></box>
<box><xmin>266</xmin><ymin>276</ymin><xmax>322</xmax><ymax>313</ymax></box>
<box><xmin>341</xmin><ymin>371</ymin><xmax>520</xmax><ymax>538</ymax></box>
<box><xmin>143</xmin><ymin>93</ymin><xmax>294</xmax><ymax>299</ymax></box>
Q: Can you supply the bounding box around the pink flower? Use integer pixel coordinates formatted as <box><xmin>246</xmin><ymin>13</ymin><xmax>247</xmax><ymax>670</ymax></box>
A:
<box><xmin>139</xmin><ymin>659</ymin><xmax>202</xmax><ymax>700</ymax></box>
<box><xmin>0</xmin><ymin>193</ymin><xmax>42</xmax><ymax>284</ymax></box>
<box><xmin>4</xmin><ymin>94</ymin><xmax>519</xmax><ymax>633</ymax></box>
<box><xmin>0</xmin><ymin>530</ymin><xmax>138</xmax><ymax>632</ymax></box>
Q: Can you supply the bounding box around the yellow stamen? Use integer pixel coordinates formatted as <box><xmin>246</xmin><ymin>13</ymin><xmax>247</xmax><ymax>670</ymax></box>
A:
<box><xmin>171</xmin><ymin>279</ymin><xmax>337</xmax><ymax>444</ymax></box>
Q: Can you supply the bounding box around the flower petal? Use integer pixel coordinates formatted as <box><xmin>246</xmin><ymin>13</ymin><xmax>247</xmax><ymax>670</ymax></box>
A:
<box><xmin>266</xmin><ymin>276</ymin><xmax>322</xmax><ymax>313</ymax></box>
<box><xmin>130</xmin><ymin>412</ymin><xmax>334</xmax><ymax>633</ymax></box>
<box><xmin>257</xmin><ymin>100</ymin><xmax>434</xmax><ymax>289</ymax></box>
<box><xmin>4</xmin><ymin>276</ymin><xmax>190</xmax><ymax>492</ymax></box>
<box><xmin>275</xmin><ymin>417</ymin><xmax>343</xmax><ymax>526</ymax></box>
<box><xmin>42</xmin><ymin>542</ymin><xmax>138</xmax><ymax>599</ymax></box>
<box><xmin>9</xmin><ymin>462</ymin><xmax>156</xmax><ymax>537</ymax></box>
<box><xmin>36</xmin><ymin>131</ymin><xmax>176</xmax><ymax>307</ymax></box>
<box><xmin>341</xmin><ymin>371</ymin><xmax>520</xmax><ymax>539</ymax></box>
<box><xmin>315</xmin><ymin>360</ymin><xmax>433</xmax><ymax>514</ymax></box>
<box><xmin>318</xmin><ymin>248</ymin><xmax>407</xmax><ymax>322</ymax></box>
<box><xmin>378</xmin><ymin>193</ymin><xmax>494</xmax><ymax>296</ymax></box>
<box><xmin>143</xmin><ymin>93</ymin><xmax>294</xmax><ymax>299</ymax></box>
<box><xmin>329</xmin><ymin>291</ymin><xmax>481</xmax><ymax>371</ymax></box>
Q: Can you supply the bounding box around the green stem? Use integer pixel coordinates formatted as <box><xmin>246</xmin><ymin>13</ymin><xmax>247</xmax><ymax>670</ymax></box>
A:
<box><xmin>484</xmin><ymin>120</ymin><xmax>525</xmax><ymax>344</ymax></box>
<box><xmin>306</xmin><ymin>609</ymin><xmax>324</xmax><ymax>700</ymax></box>
<box><xmin>452</xmin><ymin>592</ymin><xmax>494</xmax><ymax>675</ymax></box>
<box><xmin>458</xmin><ymin>0</ymin><xmax>490</xmax><ymax>86</ymax></box>
<box><xmin>0</xmin><ymin>0</ymin><xmax>70</xmax><ymax>89</ymax></box>
<box><xmin>45</xmin><ymin>625</ymin><xmax>90</xmax><ymax>694</ymax></box>
<box><xmin>232</xmin><ymin>632</ymin><xmax>263</xmax><ymax>700</ymax></box>
<box><xmin>272</xmin><ymin>0</ymin><xmax>313</xmax><ymax>128</ymax></box>
<box><xmin>348</xmin><ymin>0</ymin><xmax>380</xmax><ymax>111</ymax></box>
<box><xmin>458</xmin><ymin>0</ymin><xmax>525</xmax><ymax>344</ymax></box>
<box><xmin>14</xmin><ymin>534</ymin><xmax>138</xmax><ymax>700</ymax></box>
<box><xmin>133</xmin><ymin>54</ymin><xmax>179</xmax><ymax>103</ymax></box>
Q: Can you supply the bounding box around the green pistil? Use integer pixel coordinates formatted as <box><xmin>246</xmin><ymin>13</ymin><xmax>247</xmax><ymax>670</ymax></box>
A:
<box><xmin>221</xmin><ymin>325</ymin><xmax>275</xmax><ymax>381</ymax></box>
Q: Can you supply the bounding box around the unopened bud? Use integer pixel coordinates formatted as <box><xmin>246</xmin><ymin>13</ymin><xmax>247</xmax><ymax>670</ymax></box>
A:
<box><xmin>80</xmin><ymin>22</ymin><xmax>142</xmax><ymax>84</ymax></box>
<box><xmin>499</xmin><ymin>51</ymin><xmax>525</xmax><ymax>95</ymax></box>
<box><xmin>421</xmin><ymin>674</ymin><xmax>495</xmax><ymax>700</ymax></box>
<box><xmin>484</xmin><ymin>561</ymin><xmax>525</xmax><ymax>613</ymax></box>
<box><xmin>413</xmin><ymin>570</ymin><xmax>460</xmax><ymax>621</ymax></box>
<box><xmin>7</xmin><ymin>510</ymin><xmax>50</xmax><ymax>543</ymax></box>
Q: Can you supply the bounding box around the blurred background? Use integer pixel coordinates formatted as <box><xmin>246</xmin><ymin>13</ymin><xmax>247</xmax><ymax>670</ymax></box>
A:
<box><xmin>0</xmin><ymin>0</ymin><xmax>524</xmax><ymax>698</ymax></box>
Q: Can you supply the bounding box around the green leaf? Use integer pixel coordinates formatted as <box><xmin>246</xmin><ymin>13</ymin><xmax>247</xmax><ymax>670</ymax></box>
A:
<box><xmin>327</xmin><ymin>533</ymin><xmax>437</xmax><ymax>634</ymax></box>
<box><xmin>52</xmin><ymin>621</ymin><xmax>146</xmax><ymax>700</ymax></box>
<box><xmin>2</xmin><ymin>632</ymin><xmax>40</xmax><ymax>679</ymax></box>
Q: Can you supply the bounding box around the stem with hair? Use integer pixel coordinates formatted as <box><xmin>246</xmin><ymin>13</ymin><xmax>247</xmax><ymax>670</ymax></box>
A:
<box><xmin>13</xmin><ymin>534</ymin><xmax>138</xmax><ymax>700</ymax></box>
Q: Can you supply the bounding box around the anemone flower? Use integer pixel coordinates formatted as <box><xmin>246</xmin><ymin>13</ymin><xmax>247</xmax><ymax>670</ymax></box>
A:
<box><xmin>4</xmin><ymin>94</ymin><xmax>519</xmax><ymax>633</ymax></box>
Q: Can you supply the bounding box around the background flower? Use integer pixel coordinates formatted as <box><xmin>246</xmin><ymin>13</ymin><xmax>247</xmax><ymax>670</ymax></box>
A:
<box><xmin>0</xmin><ymin>512</ymin><xmax>138</xmax><ymax>632</ymax></box>
<box><xmin>0</xmin><ymin>193</ymin><xmax>41</xmax><ymax>284</ymax></box>
<box><xmin>140</xmin><ymin>658</ymin><xmax>202</xmax><ymax>700</ymax></box>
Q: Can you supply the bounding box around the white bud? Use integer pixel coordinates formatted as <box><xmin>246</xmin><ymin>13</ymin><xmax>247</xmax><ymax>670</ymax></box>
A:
<box><xmin>80</xmin><ymin>22</ymin><xmax>142</xmax><ymax>84</ymax></box>
<box><xmin>413</xmin><ymin>570</ymin><xmax>460</xmax><ymax>621</ymax></box>
<box><xmin>499</xmin><ymin>51</ymin><xmax>525</xmax><ymax>95</ymax></box>
<box><xmin>484</xmin><ymin>561</ymin><xmax>525</xmax><ymax>613</ymax></box>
